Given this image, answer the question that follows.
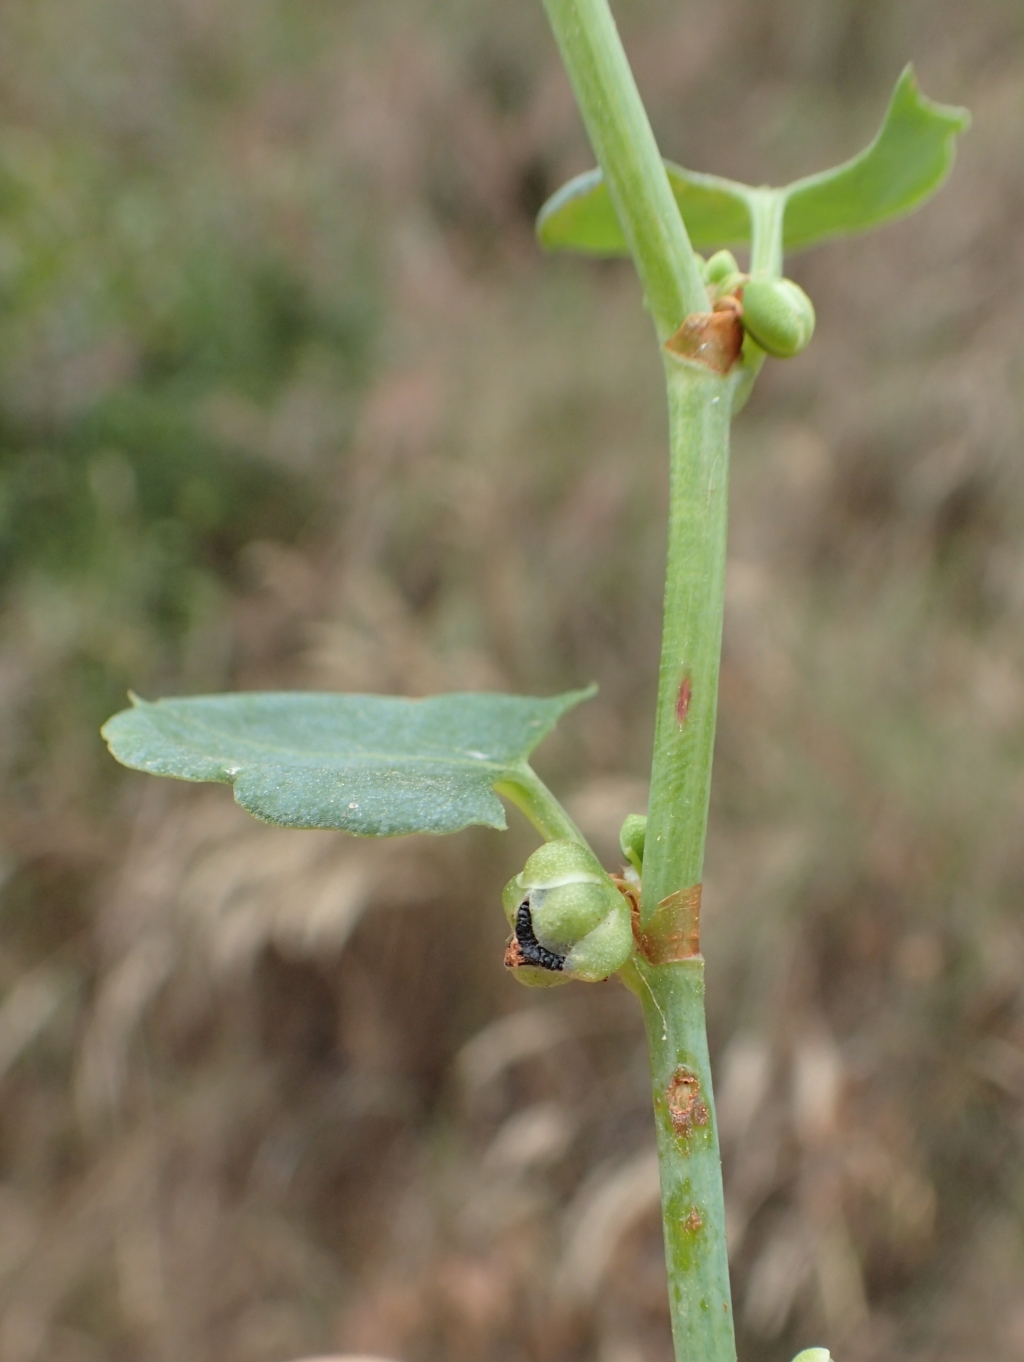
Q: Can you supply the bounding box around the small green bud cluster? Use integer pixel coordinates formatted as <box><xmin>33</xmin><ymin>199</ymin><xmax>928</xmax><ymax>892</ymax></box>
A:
<box><xmin>699</xmin><ymin>250</ymin><xmax>816</xmax><ymax>359</ymax></box>
<box><xmin>619</xmin><ymin>813</ymin><xmax>646</xmax><ymax>874</ymax></box>
<box><xmin>704</xmin><ymin>249</ymin><xmax>745</xmax><ymax>297</ymax></box>
<box><xmin>503</xmin><ymin>840</ymin><xmax>633</xmax><ymax>987</ymax></box>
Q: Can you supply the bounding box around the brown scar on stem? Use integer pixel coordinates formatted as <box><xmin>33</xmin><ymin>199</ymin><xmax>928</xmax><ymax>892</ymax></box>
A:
<box><xmin>666</xmin><ymin>1066</ymin><xmax>710</xmax><ymax>1140</ymax></box>
<box><xmin>682</xmin><ymin>1206</ymin><xmax>704</xmax><ymax>1234</ymax></box>
<box><xmin>676</xmin><ymin>674</ymin><xmax>692</xmax><ymax>726</ymax></box>
<box><xmin>629</xmin><ymin>885</ymin><xmax>702</xmax><ymax>964</ymax></box>
<box><xmin>663</xmin><ymin>296</ymin><xmax>743</xmax><ymax>375</ymax></box>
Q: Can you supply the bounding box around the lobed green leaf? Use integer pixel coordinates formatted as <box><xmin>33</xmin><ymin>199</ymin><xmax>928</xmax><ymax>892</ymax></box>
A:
<box><xmin>102</xmin><ymin>688</ymin><xmax>594</xmax><ymax>836</ymax></box>
<box><xmin>536</xmin><ymin>65</ymin><xmax>968</xmax><ymax>260</ymax></box>
<box><xmin>536</xmin><ymin>164</ymin><xmax>751</xmax><ymax>256</ymax></box>
<box><xmin>782</xmin><ymin>65</ymin><xmax>970</xmax><ymax>251</ymax></box>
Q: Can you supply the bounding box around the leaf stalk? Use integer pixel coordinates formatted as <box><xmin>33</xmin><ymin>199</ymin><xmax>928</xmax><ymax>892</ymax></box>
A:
<box><xmin>495</xmin><ymin>766</ymin><xmax>589</xmax><ymax>846</ymax></box>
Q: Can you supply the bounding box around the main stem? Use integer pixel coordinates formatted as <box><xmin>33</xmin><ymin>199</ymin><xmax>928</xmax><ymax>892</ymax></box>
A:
<box><xmin>637</xmin><ymin>357</ymin><xmax>737</xmax><ymax>1362</ymax></box>
<box><xmin>538</xmin><ymin>3</ymin><xmax>737</xmax><ymax>1359</ymax></box>
<box><xmin>541</xmin><ymin>0</ymin><xmax>706</xmax><ymax>338</ymax></box>
<box><xmin>642</xmin><ymin>361</ymin><xmax>733</xmax><ymax>916</ymax></box>
<box><xmin>634</xmin><ymin>956</ymin><xmax>735</xmax><ymax>1362</ymax></box>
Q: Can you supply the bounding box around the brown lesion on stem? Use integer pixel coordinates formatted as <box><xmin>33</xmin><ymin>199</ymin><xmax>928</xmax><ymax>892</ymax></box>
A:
<box><xmin>663</xmin><ymin>296</ymin><xmax>743</xmax><ymax>374</ymax></box>
<box><xmin>681</xmin><ymin>1206</ymin><xmax>704</xmax><ymax>1234</ymax></box>
<box><xmin>610</xmin><ymin>872</ymin><xmax>701</xmax><ymax>965</ymax></box>
<box><xmin>666</xmin><ymin>1066</ymin><xmax>710</xmax><ymax>1140</ymax></box>
<box><xmin>676</xmin><ymin>673</ymin><xmax>692</xmax><ymax>725</ymax></box>
<box><xmin>628</xmin><ymin>884</ymin><xmax>702</xmax><ymax>964</ymax></box>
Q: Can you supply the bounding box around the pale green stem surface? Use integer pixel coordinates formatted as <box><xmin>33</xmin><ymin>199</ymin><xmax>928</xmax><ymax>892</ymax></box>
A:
<box><xmin>495</xmin><ymin>766</ymin><xmax>589</xmax><ymax>846</ymax></box>
<box><xmin>637</xmin><ymin>359</ymin><xmax>738</xmax><ymax>1362</ymax></box>
<box><xmin>730</xmin><ymin>188</ymin><xmax>786</xmax><ymax>409</ymax></box>
<box><xmin>747</xmin><ymin>186</ymin><xmax>787</xmax><ymax>276</ymax></box>
<box><xmin>641</xmin><ymin>358</ymin><xmax>736</xmax><ymax>918</ymax></box>
<box><xmin>536</xmin><ymin>5</ymin><xmax>739</xmax><ymax>1362</ymax></box>
<box><xmin>635</xmin><ymin>958</ymin><xmax>736</xmax><ymax>1362</ymax></box>
<box><xmin>540</xmin><ymin>0</ymin><xmax>706</xmax><ymax>338</ymax></box>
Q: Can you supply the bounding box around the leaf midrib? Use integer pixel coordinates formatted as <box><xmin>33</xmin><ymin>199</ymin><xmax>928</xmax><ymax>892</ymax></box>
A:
<box><xmin>134</xmin><ymin>710</ymin><xmax>524</xmax><ymax>774</ymax></box>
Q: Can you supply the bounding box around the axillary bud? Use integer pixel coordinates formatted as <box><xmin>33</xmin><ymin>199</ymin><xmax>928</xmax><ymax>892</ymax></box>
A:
<box><xmin>619</xmin><ymin>813</ymin><xmax>647</xmax><ymax>874</ymax></box>
<box><xmin>703</xmin><ymin>249</ymin><xmax>740</xmax><ymax>285</ymax></box>
<box><xmin>502</xmin><ymin>840</ymin><xmax>633</xmax><ymax>986</ymax></box>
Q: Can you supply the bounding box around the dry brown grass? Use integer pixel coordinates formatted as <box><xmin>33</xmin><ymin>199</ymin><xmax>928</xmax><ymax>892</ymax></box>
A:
<box><xmin>0</xmin><ymin>0</ymin><xmax>1022</xmax><ymax>1359</ymax></box>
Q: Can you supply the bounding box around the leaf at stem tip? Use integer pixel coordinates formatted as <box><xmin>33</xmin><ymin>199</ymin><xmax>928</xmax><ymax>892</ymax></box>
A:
<box><xmin>536</xmin><ymin>65</ymin><xmax>968</xmax><ymax>259</ymax></box>
<box><xmin>101</xmin><ymin>687</ymin><xmax>595</xmax><ymax>836</ymax></box>
<box><xmin>782</xmin><ymin>64</ymin><xmax>969</xmax><ymax>251</ymax></box>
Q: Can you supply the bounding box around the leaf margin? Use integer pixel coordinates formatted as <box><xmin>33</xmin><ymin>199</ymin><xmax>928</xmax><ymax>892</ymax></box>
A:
<box><xmin>780</xmin><ymin>63</ymin><xmax>971</xmax><ymax>252</ymax></box>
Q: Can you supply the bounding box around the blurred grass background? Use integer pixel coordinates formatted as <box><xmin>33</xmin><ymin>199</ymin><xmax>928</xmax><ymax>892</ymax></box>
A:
<box><xmin>0</xmin><ymin>0</ymin><xmax>1022</xmax><ymax>1359</ymax></box>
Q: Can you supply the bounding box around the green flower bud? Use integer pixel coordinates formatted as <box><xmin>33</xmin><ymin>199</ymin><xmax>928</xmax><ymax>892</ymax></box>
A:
<box><xmin>790</xmin><ymin>1350</ymin><xmax>830</xmax><ymax>1362</ymax></box>
<box><xmin>502</xmin><ymin>840</ymin><xmax>634</xmax><ymax>986</ymax></box>
<box><xmin>703</xmin><ymin>249</ymin><xmax>740</xmax><ymax>285</ymax></box>
<box><xmin>619</xmin><ymin>814</ymin><xmax>646</xmax><ymax>873</ymax></box>
<box><xmin>740</xmin><ymin>276</ymin><xmax>815</xmax><ymax>358</ymax></box>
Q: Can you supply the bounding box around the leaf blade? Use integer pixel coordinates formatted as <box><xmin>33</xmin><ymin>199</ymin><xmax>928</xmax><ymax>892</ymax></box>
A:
<box><xmin>536</xmin><ymin>68</ymin><xmax>968</xmax><ymax>263</ymax></box>
<box><xmin>537</xmin><ymin>167</ymin><xmax>625</xmax><ymax>256</ymax></box>
<box><xmin>537</xmin><ymin>164</ymin><xmax>752</xmax><ymax>257</ymax></box>
<box><xmin>101</xmin><ymin>688</ymin><xmax>595</xmax><ymax>836</ymax></box>
<box><xmin>782</xmin><ymin>65</ymin><xmax>970</xmax><ymax>252</ymax></box>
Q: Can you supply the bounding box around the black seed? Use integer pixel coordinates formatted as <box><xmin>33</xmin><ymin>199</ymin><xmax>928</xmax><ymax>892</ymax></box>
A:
<box><xmin>515</xmin><ymin>901</ymin><xmax>565</xmax><ymax>971</ymax></box>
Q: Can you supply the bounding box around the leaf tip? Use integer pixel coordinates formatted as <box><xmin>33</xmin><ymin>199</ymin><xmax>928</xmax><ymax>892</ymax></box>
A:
<box><xmin>898</xmin><ymin>61</ymin><xmax>971</xmax><ymax>134</ymax></box>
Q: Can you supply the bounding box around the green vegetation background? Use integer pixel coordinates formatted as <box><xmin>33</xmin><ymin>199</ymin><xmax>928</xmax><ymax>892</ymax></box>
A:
<box><xmin>0</xmin><ymin>1</ymin><xmax>1022</xmax><ymax>1359</ymax></box>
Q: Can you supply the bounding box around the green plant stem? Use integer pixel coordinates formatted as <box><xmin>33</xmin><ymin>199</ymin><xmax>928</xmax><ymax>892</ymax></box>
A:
<box><xmin>641</xmin><ymin>358</ymin><xmax>735</xmax><ymax>918</ymax></box>
<box><xmin>537</xmin><ymin>7</ymin><xmax>738</xmax><ymax>1360</ymax></box>
<box><xmin>633</xmin><ymin>957</ymin><xmax>736</xmax><ymax>1362</ymax></box>
<box><xmin>635</xmin><ymin>354</ymin><xmax>738</xmax><ymax>1362</ymax></box>
<box><xmin>729</xmin><ymin>189</ymin><xmax>786</xmax><ymax>411</ymax></box>
<box><xmin>541</xmin><ymin>0</ymin><xmax>706</xmax><ymax>338</ymax></box>
<box><xmin>495</xmin><ymin>766</ymin><xmax>589</xmax><ymax>846</ymax></box>
<box><xmin>748</xmin><ymin>187</ymin><xmax>786</xmax><ymax>276</ymax></box>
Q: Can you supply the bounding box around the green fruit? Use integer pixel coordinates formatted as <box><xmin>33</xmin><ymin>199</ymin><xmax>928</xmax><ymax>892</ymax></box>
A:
<box><xmin>503</xmin><ymin>839</ymin><xmax>634</xmax><ymax>986</ymax></box>
<box><xmin>516</xmin><ymin>838</ymin><xmax>607</xmax><ymax>891</ymax></box>
<box><xmin>740</xmin><ymin>276</ymin><xmax>815</xmax><ymax>358</ymax></box>
<box><xmin>562</xmin><ymin>896</ymin><xmax>633</xmax><ymax>981</ymax></box>
<box><xmin>504</xmin><ymin>961</ymin><xmax>572</xmax><ymax>989</ymax></box>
